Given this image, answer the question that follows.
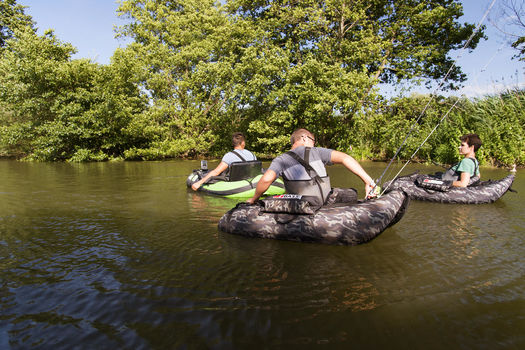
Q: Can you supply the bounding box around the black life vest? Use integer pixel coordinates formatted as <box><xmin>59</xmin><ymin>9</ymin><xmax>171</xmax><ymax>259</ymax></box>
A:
<box><xmin>441</xmin><ymin>157</ymin><xmax>480</xmax><ymax>185</ymax></box>
<box><xmin>282</xmin><ymin>147</ymin><xmax>331</xmax><ymax>207</ymax></box>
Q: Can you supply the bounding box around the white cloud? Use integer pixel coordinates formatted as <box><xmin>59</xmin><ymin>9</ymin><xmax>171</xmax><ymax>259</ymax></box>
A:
<box><xmin>457</xmin><ymin>81</ymin><xmax>525</xmax><ymax>97</ymax></box>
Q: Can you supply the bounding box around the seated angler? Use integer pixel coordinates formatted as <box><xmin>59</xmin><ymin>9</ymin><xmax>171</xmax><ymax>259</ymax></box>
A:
<box><xmin>382</xmin><ymin>133</ymin><xmax>512</xmax><ymax>203</ymax></box>
<box><xmin>192</xmin><ymin>132</ymin><xmax>257</xmax><ymax>191</ymax></box>
<box><xmin>442</xmin><ymin>133</ymin><xmax>482</xmax><ymax>187</ymax></box>
<box><xmin>246</xmin><ymin>128</ymin><xmax>376</xmax><ymax>206</ymax></box>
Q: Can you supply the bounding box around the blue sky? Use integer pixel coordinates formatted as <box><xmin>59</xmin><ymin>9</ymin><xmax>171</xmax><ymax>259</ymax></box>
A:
<box><xmin>19</xmin><ymin>0</ymin><xmax>524</xmax><ymax>97</ymax></box>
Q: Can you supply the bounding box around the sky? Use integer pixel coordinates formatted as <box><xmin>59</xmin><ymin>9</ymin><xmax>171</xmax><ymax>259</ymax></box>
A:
<box><xmin>18</xmin><ymin>0</ymin><xmax>525</xmax><ymax>98</ymax></box>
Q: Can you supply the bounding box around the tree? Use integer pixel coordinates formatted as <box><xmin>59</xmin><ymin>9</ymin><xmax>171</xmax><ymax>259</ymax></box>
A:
<box><xmin>116</xmin><ymin>0</ymin><xmax>266</xmax><ymax>158</ymax></box>
<box><xmin>116</xmin><ymin>0</ymin><xmax>485</xmax><ymax>157</ymax></box>
<box><xmin>231</xmin><ymin>0</ymin><xmax>484</xmax><ymax>88</ymax></box>
<box><xmin>229</xmin><ymin>0</ymin><xmax>485</xmax><ymax>153</ymax></box>
<box><xmin>492</xmin><ymin>0</ymin><xmax>525</xmax><ymax>61</ymax></box>
<box><xmin>0</xmin><ymin>28</ymin><xmax>147</xmax><ymax>161</ymax></box>
<box><xmin>0</xmin><ymin>0</ymin><xmax>34</xmax><ymax>48</ymax></box>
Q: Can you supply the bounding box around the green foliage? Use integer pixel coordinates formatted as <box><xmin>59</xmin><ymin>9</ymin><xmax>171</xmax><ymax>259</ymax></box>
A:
<box><xmin>1</xmin><ymin>0</ymin><xmax>522</xmax><ymax>168</ymax></box>
<box><xmin>116</xmin><ymin>0</ymin><xmax>255</xmax><ymax>158</ymax></box>
<box><xmin>0</xmin><ymin>0</ymin><xmax>34</xmax><ymax>48</ymax></box>
<box><xmin>465</xmin><ymin>90</ymin><xmax>525</xmax><ymax>166</ymax></box>
<box><xmin>114</xmin><ymin>0</ymin><xmax>482</xmax><ymax>158</ymax></box>
<box><xmin>366</xmin><ymin>90</ymin><xmax>525</xmax><ymax>167</ymax></box>
<box><xmin>229</xmin><ymin>0</ymin><xmax>483</xmax><ymax>88</ymax></box>
<box><xmin>0</xmin><ymin>28</ymin><xmax>147</xmax><ymax>161</ymax></box>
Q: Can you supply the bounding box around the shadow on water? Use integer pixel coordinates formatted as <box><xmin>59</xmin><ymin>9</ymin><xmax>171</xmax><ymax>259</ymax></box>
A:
<box><xmin>0</xmin><ymin>160</ymin><xmax>523</xmax><ymax>349</ymax></box>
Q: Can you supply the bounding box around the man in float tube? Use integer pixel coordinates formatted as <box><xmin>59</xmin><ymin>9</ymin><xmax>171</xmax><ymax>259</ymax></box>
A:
<box><xmin>246</xmin><ymin>128</ymin><xmax>376</xmax><ymax>206</ymax></box>
<box><xmin>442</xmin><ymin>133</ymin><xmax>482</xmax><ymax>187</ymax></box>
<box><xmin>191</xmin><ymin>132</ymin><xmax>257</xmax><ymax>191</ymax></box>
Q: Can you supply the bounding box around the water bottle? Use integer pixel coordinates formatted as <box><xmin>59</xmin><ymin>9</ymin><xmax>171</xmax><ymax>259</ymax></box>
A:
<box><xmin>200</xmin><ymin>160</ymin><xmax>208</xmax><ymax>171</ymax></box>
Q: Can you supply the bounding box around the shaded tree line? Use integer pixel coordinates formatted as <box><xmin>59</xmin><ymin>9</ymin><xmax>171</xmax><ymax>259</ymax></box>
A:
<box><xmin>0</xmin><ymin>0</ymin><xmax>523</xmax><ymax>166</ymax></box>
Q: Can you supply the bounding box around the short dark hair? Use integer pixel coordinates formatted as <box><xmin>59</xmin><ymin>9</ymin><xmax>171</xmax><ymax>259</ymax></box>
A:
<box><xmin>290</xmin><ymin>128</ymin><xmax>315</xmax><ymax>146</ymax></box>
<box><xmin>460</xmin><ymin>133</ymin><xmax>482</xmax><ymax>151</ymax></box>
<box><xmin>232</xmin><ymin>132</ymin><xmax>245</xmax><ymax>147</ymax></box>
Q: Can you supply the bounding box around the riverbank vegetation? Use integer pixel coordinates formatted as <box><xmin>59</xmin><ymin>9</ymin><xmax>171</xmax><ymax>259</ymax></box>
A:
<box><xmin>0</xmin><ymin>0</ymin><xmax>523</xmax><ymax>166</ymax></box>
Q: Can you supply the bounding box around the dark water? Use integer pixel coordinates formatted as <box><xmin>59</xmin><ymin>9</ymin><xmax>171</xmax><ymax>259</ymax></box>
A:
<box><xmin>0</xmin><ymin>160</ymin><xmax>523</xmax><ymax>349</ymax></box>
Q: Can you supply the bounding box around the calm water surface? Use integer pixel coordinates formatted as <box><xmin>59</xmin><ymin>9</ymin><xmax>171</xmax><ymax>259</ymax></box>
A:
<box><xmin>0</xmin><ymin>160</ymin><xmax>523</xmax><ymax>349</ymax></box>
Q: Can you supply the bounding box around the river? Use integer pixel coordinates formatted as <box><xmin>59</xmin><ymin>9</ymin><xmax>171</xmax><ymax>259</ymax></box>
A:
<box><xmin>0</xmin><ymin>159</ymin><xmax>523</xmax><ymax>349</ymax></box>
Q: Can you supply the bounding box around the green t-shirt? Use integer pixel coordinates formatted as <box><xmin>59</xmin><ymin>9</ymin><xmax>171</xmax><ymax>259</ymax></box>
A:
<box><xmin>451</xmin><ymin>158</ymin><xmax>479</xmax><ymax>177</ymax></box>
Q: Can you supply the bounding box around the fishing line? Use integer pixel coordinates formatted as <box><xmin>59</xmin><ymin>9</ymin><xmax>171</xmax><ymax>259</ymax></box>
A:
<box><xmin>374</xmin><ymin>0</ymin><xmax>498</xmax><ymax>195</ymax></box>
<box><xmin>380</xmin><ymin>97</ymin><xmax>463</xmax><ymax>195</ymax></box>
<box><xmin>481</xmin><ymin>42</ymin><xmax>505</xmax><ymax>72</ymax></box>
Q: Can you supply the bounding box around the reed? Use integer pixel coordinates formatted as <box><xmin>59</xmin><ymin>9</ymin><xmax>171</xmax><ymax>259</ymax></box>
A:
<box><xmin>369</xmin><ymin>89</ymin><xmax>525</xmax><ymax>167</ymax></box>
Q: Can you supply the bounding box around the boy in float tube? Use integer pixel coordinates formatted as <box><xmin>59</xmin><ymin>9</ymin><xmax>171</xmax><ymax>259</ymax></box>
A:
<box><xmin>442</xmin><ymin>134</ymin><xmax>482</xmax><ymax>187</ymax></box>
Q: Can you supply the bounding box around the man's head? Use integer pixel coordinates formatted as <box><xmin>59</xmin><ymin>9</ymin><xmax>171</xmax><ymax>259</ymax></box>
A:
<box><xmin>460</xmin><ymin>133</ymin><xmax>482</xmax><ymax>152</ymax></box>
<box><xmin>290</xmin><ymin>128</ymin><xmax>315</xmax><ymax>147</ymax></box>
<box><xmin>232</xmin><ymin>132</ymin><xmax>246</xmax><ymax>147</ymax></box>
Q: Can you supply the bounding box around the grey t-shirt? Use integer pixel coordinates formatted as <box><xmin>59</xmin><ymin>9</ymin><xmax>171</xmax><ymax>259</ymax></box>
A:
<box><xmin>268</xmin><ymin>146</ymin><xmax>333</xmax><ymax>180</ymax></box>
<box><xmin>221</xmin><ymin>149</ymin><xmax>257</xmax><ymax>165</ymax></box>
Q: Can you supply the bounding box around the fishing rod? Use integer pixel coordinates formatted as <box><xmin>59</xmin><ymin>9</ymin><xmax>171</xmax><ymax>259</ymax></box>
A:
<box><xmin>371</xmin><ymin>0</ymin><xmax>498</xmax><ymax>197</ymax></box>
<box><xmin>380</xmin><ymin>97</ymin><xmax>464</xmax><ymax>195</ymax></box>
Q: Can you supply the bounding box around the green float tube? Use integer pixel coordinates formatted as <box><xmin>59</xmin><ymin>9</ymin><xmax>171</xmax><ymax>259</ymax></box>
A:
<box><xmin>186</xmin><ymin>160</ymin><xmax>285</xmax><ymax>198</ymax></box>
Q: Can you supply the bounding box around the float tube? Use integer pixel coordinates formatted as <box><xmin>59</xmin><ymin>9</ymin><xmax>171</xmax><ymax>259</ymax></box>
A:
<box><xmin>383</xmin><ymin>173</ymin><xmax>515</xmax><ymax>204</ymax></box>
<box><xmin>186</xmin><ymin>160</ymin><xmax>285</xmax><ymax>198</ymax></box>
<box><xmin>218</xmin><ymin>188</ymin><xmax>409</xmax><ymax>245</ymax></box>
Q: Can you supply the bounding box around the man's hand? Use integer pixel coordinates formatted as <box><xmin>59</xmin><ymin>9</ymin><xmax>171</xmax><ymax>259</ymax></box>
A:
<box><xmin>246</xmin><ymin>169</ymin><xmax>278</xmax><ymax>205</ymax></box>
<box><xmin>365</xmin><ymin>183</ymin><xmax>379</xmax><ymax>199</ymax></box>
<box><xmin>365</xmin><ymin>183</ymin><xmax>374</xmax><ymax>199</ymax></box>
<box><xmin>191</xmin><ymin>161</ymin><xmax>228</xmax><ymax>191</ymax></box>
<box><xmin>191</xmin><ymin>181</ymin><xmax>202</xmax><ymax>191</ymax></box>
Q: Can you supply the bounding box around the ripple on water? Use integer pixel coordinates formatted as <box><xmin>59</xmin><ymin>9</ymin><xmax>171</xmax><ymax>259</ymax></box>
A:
<box><xmin>1</xmin><ymin>162</ymin><xmax>524</xmax><ymax>348</ymax></box>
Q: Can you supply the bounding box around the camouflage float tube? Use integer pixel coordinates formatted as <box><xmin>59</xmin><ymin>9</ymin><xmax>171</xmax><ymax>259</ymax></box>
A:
<box><xmin>383</xmin><ymin>173</ymin><xmax>515</xmax><ymax>204</ymax></box>
<box><xmin>218</xmin><ymin>188</ymin><xmax>409</xmax><ymax>245</ymax></box>
<box><xmin>186</xmin><ymin>170</ymin><xmax>285</xmax><ymax>198</ymax></box>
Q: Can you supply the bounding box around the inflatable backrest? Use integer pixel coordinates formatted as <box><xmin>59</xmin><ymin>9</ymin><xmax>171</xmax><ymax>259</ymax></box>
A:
<box><xmin>227</xmin><ymin>160</ymin><xmax>263</xmax><ymax>181</ymax></box>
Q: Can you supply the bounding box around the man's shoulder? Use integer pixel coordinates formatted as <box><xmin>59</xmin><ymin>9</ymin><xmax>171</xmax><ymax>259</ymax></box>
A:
<box><xmin>222</xmin><ymin>151</ymin><xmax>241</xmax><ymax>164</ymax></box>
<box><xmin>287</xmin><ymin>146</ymin><xmax>332</xmax><ymax>153</ymax></box>
<box><xmin>242</xmin><ymin>149</ymin><xmax>256</xmax><ymax>159</ymax></box>
<box><xmin>273</xmin><ymin>152</ymin><xmax>291</xmax><ymax>162</ymax></box>
<box><xmin>222</xmin><ymin>151</ymin><xmax>236</xmax><ymax>158</ymax></box>
<box><xmin>311</xmin><ymin>147</ymin><xmax>333</xmax><ymax>161</ymax></box>
<box><xmin>275</xmin><ymin>146</ymin><xmax>332</xmax><ymax>158</ymax></box>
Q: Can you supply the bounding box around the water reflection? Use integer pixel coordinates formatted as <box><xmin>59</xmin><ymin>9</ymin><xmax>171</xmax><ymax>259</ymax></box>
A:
<box><xmin>0</xmin><ymin>160</ymin><xmax>523</xmax><ymax>349</ymax></box>
<box><xmin>186</xmin><ymin>191</ymin><xmax>239</xmax><ymax>223</ymax></box>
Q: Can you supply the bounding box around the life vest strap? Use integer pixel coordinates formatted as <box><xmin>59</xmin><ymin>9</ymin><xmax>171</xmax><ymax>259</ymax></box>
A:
<box><xmin>284</xmin><ymin>148</ymin><xmax>328</xmax><ymax>205</ymax></box>
<box><xmin>231</xmin><ymin>150</ymin><xmax>246</xmax><ymax>162</ymax></box>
